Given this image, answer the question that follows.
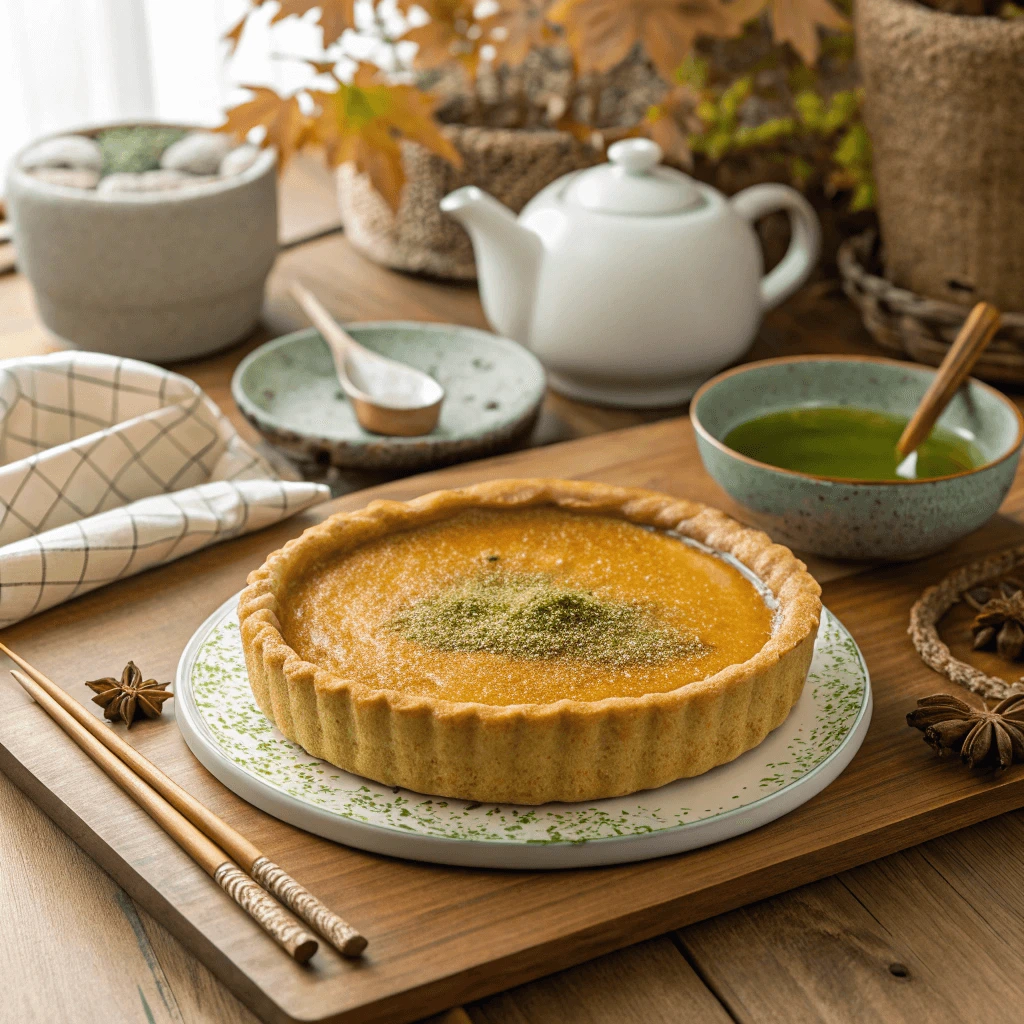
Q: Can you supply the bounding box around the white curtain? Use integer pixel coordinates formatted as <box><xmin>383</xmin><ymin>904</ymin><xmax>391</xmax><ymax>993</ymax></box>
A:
<box><xmin>0</xmin><ymin>0</ymin><xmax>345</xmax><ymax>187</ymax></box>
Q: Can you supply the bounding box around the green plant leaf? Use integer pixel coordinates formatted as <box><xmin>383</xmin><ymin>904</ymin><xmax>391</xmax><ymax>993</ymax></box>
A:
<box><xmin>850</xmin><ymin>180</ymin><xmax>876</xmax><ymax>212</ymax></box>
<box><xmin>794</xmin><ymin>89</ymin><xmax>824</xmax><ymax>127</ymax></box>
<box><xmin>833</xmin><ymin>123</ymin><xmax>871</xmax><ymax>169</ymax></box>
<box><xmin>676</xmin><ymin>54</ymin><xmax>710</xmax><ymax>88</ymax></box>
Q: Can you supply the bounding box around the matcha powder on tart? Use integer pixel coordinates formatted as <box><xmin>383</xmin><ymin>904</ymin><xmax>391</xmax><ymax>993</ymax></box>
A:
<box><xmin>387</xmin><ymin>569</ymin><xmax>710</xmax><ymax>667</ymax></box>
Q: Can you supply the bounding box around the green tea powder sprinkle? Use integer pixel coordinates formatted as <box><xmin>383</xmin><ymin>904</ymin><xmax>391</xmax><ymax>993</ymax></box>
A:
<box><xmin>387</xmin><ymin>571</ymin><xmax>709</xmax><ymax>666</ymax></box>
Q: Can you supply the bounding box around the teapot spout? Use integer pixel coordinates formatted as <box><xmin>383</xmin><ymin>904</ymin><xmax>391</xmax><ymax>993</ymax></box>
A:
<box><xmin>440</xmin><ymin>186</ymin><xmax>541</xmax><ymax>344</ymax></box>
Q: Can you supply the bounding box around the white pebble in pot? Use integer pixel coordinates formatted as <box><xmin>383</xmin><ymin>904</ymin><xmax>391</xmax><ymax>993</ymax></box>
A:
<box><xmin>21</xmin><ymin>135</ymin><xmax>103</xmax><ymax>173</ymax></box>
<box><xmin>160</xmin><ymin>131</ymin><xmax>233</xmax><ymax>175</ymax></box>
<box><xmin>28</xmin><ymin>167</ymin><xmax>100</xmax><ymax>189</ymax></box>
<box><xmin>97</xmin><ymin>169</ymin><xmax>195</xmax><ymax>194</ymax></box>
<box><xmin>219</xmin><ymin>144</ymin><xmax>260</xmax><ymax>177</ymax></box>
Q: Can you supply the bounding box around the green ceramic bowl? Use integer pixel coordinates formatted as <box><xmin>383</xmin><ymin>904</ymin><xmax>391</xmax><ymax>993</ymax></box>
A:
<box><xmin>232</xmin><ymin>322</ymin><xmax>546</xmax><ymax>471</ymax></box>
<box><xmin>691</xmin><ymin>356</ymin><xmax>1024</xmax><ymax>560</ymax></box>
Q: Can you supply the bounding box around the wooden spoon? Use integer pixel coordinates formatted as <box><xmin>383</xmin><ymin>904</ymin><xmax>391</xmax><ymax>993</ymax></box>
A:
<box><xmin>895</xmin><ymin>301</ymin><xmax>1001</xmax><ymax>479</ymax></box>
<box><xmin>290</xmin><ymin>283</ymin><xmax>444</xmax><ymax>437</ymax></box>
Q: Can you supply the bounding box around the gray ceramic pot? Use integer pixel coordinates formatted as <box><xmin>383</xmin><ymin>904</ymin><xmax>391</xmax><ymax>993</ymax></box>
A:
<box><xmin>5</xmin><ymin>125</ymin><xmax>277</xmax><ymax>363</ymax></box>
<box><xmin>691</xmin><ymin>356</ymin><xmax>1024</xmax><ymax>561</ymax></box>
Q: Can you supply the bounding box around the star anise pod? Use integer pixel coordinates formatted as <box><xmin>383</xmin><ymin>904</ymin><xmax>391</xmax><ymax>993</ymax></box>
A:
<box><xmin>907</xmin><ymin>692</ymin><xmax>1024</xmax><ymax>772</ymax></box>
<box><xmin>85</xmin><ymin>661</ymin><xmax>173</xmax><ymax>727</ymax></box>
<box><xmin>964</xmin><ymin>579</ymin><xmax>1024</xmax><ymax>660</ymax></box>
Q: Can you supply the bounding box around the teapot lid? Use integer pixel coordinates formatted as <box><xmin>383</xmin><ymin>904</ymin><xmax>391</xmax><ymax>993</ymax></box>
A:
<box><xmin>566</xmin><ymin>138</ymin><xmax>703</xmax><ymax>216</ymax></box>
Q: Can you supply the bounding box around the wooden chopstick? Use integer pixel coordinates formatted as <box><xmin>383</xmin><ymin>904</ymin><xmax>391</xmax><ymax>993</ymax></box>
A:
<box><xmin>9</xmin><ymin>668</ymin><xmax>318</xmax><ymax>963</ymax></box>
<box><xmin>2</xmin><ymin>643</ymin><xmax>367</xmax><ymax>957</ymax></box>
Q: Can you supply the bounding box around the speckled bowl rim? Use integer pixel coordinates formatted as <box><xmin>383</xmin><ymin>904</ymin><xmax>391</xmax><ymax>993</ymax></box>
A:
<box><xmin>691</xmin><ymin>354</ymin><xmax>1024</xmax><ymax>486</ymax></box>
<box><xmin>7</xmin><ymin>121</ymin><xmax>276</xmax><ymax>205</ymax></box>
<box><xmin>231</xmin><ymin>322</ymin><xmax>547</xmax><ymax>449</ymax></box>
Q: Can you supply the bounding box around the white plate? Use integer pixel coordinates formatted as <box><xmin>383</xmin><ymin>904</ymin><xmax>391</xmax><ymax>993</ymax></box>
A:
<box><xmin>176</xmin><ymin>595</ymin><xmax>871</xmax><ymax>869</ymax></box>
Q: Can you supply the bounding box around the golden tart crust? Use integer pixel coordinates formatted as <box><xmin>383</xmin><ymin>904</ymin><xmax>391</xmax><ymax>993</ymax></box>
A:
<box><xmin>238</xmin><ymin>479</ymin><xmax>822</xmax><ymax>805</ymax></box>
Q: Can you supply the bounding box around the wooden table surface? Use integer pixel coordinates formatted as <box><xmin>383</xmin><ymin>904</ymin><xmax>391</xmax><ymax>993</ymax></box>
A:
<box><xmin>3</xmin><ymin>159</ymin><xmax>1022</xmax><ymax>1024</ymax></box>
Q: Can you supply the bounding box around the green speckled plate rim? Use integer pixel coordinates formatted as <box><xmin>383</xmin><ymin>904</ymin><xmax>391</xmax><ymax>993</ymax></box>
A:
<box><xmin>230</xmin><ymin>322</ymin><xmax>547</xmax><ymax>447</ymax></box>
<box><xmin>175</xmin><ymin>595</ymin><xmax>872</xmax><ymax>869</ymax></box>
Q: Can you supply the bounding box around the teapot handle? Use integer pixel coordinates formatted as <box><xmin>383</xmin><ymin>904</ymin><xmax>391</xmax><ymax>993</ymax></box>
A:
<box><xmin>730</xmin><ymin>184</ymin><xmax>821</xmax><ymax>312</ymax></box>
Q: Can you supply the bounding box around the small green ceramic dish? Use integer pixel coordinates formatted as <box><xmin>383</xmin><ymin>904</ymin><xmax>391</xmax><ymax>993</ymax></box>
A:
<box><xmin>691</xmin><ymin>355</ymin><xmax>1024</xmax><ymax>560</ymax></box>
<box><xmin>232</xmin><ymin>322</ymin><xmax>546</xmax><ymax>471</ymax></box>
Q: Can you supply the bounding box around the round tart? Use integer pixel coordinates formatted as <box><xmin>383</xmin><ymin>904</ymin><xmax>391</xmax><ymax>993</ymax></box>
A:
<box><xmin>238</xmin><ymin>479</ymin><xmax>822</xmax><ymax>804</ymax></box>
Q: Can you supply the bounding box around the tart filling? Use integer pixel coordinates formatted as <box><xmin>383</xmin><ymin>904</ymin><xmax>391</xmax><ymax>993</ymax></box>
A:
<box><xmin>239</xmin><ymin>479</ymin><xmax>822</xmax><ymax>804</ymax></box>
<box><xmin>282</xmin><ymin>507</ymin><xmax>774</xmax><ymax>705</ymax></box>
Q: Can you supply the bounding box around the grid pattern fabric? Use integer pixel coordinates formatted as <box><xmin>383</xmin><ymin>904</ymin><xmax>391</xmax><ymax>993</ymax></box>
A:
<box><xmin>0</xmin><ymin>352</ymin><xmax>328</xmax><ymax>627</ymax></box>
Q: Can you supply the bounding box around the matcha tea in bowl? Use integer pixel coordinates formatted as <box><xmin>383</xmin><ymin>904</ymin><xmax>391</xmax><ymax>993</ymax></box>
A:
<box><xmin>691</xmin><ymin>355</ymin><xmax>1024</xmax><ymax>560</ymax></box>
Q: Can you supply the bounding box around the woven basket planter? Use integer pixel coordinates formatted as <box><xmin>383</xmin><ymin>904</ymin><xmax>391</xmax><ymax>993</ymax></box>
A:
<box><xmin>839</xmin><ymin>231</ymin><xmax>1024</xmax><ymax>384</ymax></box>
<box><xmin>337</xmin><ymin>125</ymin><xmax>598</xmax><ymax>280</ymax></box>
<box><xmin>856</xmin><ymin>0</ymin><xmax>1024</xmax><ymax>310</ymax></box>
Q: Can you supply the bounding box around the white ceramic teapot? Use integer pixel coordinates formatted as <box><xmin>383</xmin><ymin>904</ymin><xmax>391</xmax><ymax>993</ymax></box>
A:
<box><xmin>440</xmin><ymin>138</ymin><xmax>821</xmax><ymax>407</ymax></box>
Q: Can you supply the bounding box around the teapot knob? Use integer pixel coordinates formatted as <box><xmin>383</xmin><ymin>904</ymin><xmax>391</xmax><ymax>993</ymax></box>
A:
<box><xmin>607</xmin><ymin>138</ymin><xmax>662</xmax><ymax>176</ymax></box>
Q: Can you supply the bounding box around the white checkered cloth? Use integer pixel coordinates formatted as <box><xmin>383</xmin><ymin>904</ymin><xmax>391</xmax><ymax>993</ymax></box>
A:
<box><xmin>0</xmin><ymin>352</ymin><xmax>329</xmax><ymax>628</ymax></box>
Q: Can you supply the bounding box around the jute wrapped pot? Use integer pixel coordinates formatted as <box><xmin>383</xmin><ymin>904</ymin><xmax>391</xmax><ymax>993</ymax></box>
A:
<box><xmin>856</xmin><ymin>0</ymin><xmax>1024</xmax><ymax>310</ymax></box>
<box><xmin>336</xmin><ymin>125</ymin><xmax>598</xmax><ymax>280</ymax></box>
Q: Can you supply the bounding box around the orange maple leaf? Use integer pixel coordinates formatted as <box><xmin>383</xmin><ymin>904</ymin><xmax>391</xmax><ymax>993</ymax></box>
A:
<box><xmin>217</xmin><ymin>87</ymin><xmax>314</xmax><ymax>170</ymax></box>
<box><xmin>557</xmin><ymin>88</ymin><xmax>698</xmax><ymax>168</ymax></box>
<box><xmin>548</xmin><ymin>0</ymin><xmax>762</xmax><ymax>82</ymax></box>
<box><xmin>398</xmin><ymin>0</ymin><xmax>484</xmax><ymax>78</ymax></box>
<box><xmin>223</xmin><ymin>9</ymin><xmax>249</xmax><ymax>53</ymax></box>
<box><xmin>766</xmin><ymin>0</ymin><xmax>847</xmax><ymax>64</ymax></box>
<box><xmin>642</xmin><ymin>84</ymin><xmax>702</xmax><ymax>166</ymax></box>
<box><xmin>481</xmin><ymin>0</ymin><xmax>556</xmax><ymax>68</ymax></box>
<box><xmin>310</xmin><ymin>64</ymin><xmax>463</xmax><ymax>211</ymax></box>
<box><xmin>270</xmin><ymin>0</ymin><xmax>357</xmax><ymax>46</ymax></box>
<box><xmin>553</xmin><ymin>117</ymin><xmax>606</xmax><ymax>148</ymax></box>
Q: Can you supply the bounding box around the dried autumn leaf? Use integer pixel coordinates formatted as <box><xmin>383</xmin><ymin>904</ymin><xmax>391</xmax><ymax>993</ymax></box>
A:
<box><xmin>767</xmin><ymin>0</ymin><xmax>848</xmax><ymax>65</ymax></box>
<box><xmin>223</xmin><ymin>8</ymin><xmax>249</xmax><ymax>53</ymax></box>
<box><xmin>481</xmin><ymin>0</ymin><xmax>557</xmax><ymax>68</ymax></box>
<box><xmin>399</xmin><ymin>0</ymin><xmax>484</xmax><ymax>78</ymax></box>
<box><xmin>303</xmin><ymin>57</ymin><xmax>343</xmax><ymax>76</ymax></box>
<box><xmin>555</xmin><ymin>118</ymin><xmax>606</xmax><ymax>147</ymax></box>
<box><xmin>645</xmin><ymin>113</ymin><xmax>692</xmax><ymax>167</ymax></box>
<box><xmin>548</xmin><ymin>0</ymin><xmax>763</xmax><ymax>82</ymax></box>
<box><xmin>554</xmin><ymin>118</ymin><xmax>639</xmax><ymax>150</ymax></box>
<box><xmin>270</xmin><ymin>0</ymin><xmax>357</xmax><ymax>46</ymax></box>
<box><xmin>310</xmin><ymin>64</ymin><xmax>463</xmax><ymax>211</ymax></box>
<box><xmin>568</xmin><ymin>85</ymin><xmax>700</xmax><ymax>166</ymax></box>
<box><xmin>217</xmin><ymin>87</ymin><xmax>314</xmax><ymax>170</ymax></box>
<box><xmin>643</xmin><ymin>84</ymin><xmax>702</xmax><ymax>166</ymax></box>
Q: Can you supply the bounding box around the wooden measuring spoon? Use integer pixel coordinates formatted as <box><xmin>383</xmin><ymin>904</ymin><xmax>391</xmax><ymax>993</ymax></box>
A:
<box><xmin>290</xmin><ymin>283</ymin><xmax>444</xmax><ymax>437</ymax></box>
<box><xmin>895</xmin><ymin>301</ymin><xmax>1001</xmax><ymax>479</ymax></box>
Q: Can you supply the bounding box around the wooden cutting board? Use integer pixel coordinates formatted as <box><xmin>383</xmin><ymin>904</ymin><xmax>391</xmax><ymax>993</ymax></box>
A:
<box><xmin>3</xmin><ymin>416</ymin><xmax>1024</xmax><ymax>1024</ymax></box>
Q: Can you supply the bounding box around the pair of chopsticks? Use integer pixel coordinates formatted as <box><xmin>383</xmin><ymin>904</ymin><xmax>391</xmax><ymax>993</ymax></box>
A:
<box><xmin>1</xmin><ymin>643</ymin><xmax>366</xmax><ymax>964</ymax></box>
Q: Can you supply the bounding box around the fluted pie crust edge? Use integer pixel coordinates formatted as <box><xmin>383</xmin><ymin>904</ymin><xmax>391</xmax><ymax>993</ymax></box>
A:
<box><xmin>238</xmin><ymin>479</ymin><xmax>822</xmax><ymax>805</ymax></box>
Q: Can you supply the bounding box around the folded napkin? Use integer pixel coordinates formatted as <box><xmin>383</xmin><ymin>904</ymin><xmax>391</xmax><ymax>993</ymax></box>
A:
<box><xmin>0</xmin><ymin>352</ymin><xmax>329</xmax><ymax>628</ymax></box>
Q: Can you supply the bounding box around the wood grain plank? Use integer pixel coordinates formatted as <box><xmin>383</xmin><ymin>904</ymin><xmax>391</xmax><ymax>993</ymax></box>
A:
<box><xmin>0</xmin><ymin>770</ymin><xmax>259</xmax><ymax>1024</ymax></box>
<box><xmin>840</xmin><ymin>827</ymin><xmax>1024</xmax><ymax>1010</ymax></box>
<box><xmin>467</xmin><ymin>938</ymin><xmax>733</xmax><ymax>1024</ymax></box>
<box><xmin>677</xmin><ymin>877</ymin><xmax>968</xmax><ymax>1024</ymax></box>
<box><xmin>916</xmin><ymin>809</ymin><xmax>1024</xmax><ymax>937</ymax></box>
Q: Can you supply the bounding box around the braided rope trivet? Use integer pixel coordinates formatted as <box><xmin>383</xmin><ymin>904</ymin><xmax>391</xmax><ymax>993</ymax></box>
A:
<box><xmin>909</xmin><ymin>546</ymin><xmax>1024</xmax><ymax>702</ymax></box>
